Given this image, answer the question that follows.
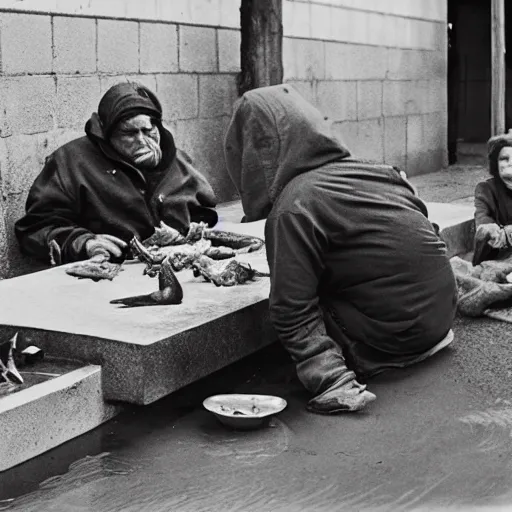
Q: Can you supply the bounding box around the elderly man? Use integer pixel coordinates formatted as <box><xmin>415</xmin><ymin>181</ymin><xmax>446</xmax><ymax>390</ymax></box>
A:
<box><xmin>224</xmin><ymin>85</ymin><xmax>457</xmax><ymax>415</ymax></box>
<box><xmin>15</xmin><ymin>82</ymin><xmax>217</xmax><ymax>264</ymax></box>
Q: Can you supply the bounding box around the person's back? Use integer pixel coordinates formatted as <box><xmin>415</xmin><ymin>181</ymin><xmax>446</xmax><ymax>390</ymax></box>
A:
<box><xmin>225</xmin><ymin>84</ymin><xmax>457</xmax><ymax>414</ymax></box>
<box><xmin>271</xmin><ymin>161</ymin><xmax>456</xmax><ymax>368</ymax></box>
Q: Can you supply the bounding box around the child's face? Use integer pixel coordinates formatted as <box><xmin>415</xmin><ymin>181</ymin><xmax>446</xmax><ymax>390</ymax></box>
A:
<box><xmin>498</xmin><ymin>146</ymin><xmax>512</xmax><ymax>189</ymax></box>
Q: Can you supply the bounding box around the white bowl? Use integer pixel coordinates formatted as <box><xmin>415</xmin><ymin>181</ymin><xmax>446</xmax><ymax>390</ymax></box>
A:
<box><xmin>203</xmin><ymin>394</ymin><xmax>287</xmax><ymax>430</ymax></box>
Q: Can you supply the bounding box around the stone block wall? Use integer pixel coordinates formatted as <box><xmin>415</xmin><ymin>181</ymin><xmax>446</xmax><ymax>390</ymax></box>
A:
<box><xmin>283</xmin><ymin>0</ymin><xmax>448</xmax><ymax>175</ymax></box>
<box><xmin>0</xmin><ymin>0</ymin><xmax>448</xmax><ymax>278</ymax></box>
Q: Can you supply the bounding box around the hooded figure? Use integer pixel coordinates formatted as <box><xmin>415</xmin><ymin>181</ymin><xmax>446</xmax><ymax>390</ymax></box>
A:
<box><xmin>225</xmin><ymin>85</ymin><xmax>457</xmax><ymax>414</ymax></box>
<box><xmin>15</xmin><ymin>82</ymin><xmax>217</xmax><ymax>264</ymax></box>
<box><xmin>473</xmin><ymin>132</ymin><xmax>512</xmax><ymax>265</ymax></box>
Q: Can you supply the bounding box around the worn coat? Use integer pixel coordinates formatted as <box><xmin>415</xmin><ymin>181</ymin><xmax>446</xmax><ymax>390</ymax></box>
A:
<box><xmin>225</xmin><ymin>85</ymin><xmax>457</xmax><ymax>394</ymax></box>
<box><xmin>15</xmin><ymin>115</ymin><xmax>217</xmax><ymax>263</ymax></box>
<box><xmin>473</xmin><ymin>177</ymin><xmax>512</xmax><ymax>265</ymax></box>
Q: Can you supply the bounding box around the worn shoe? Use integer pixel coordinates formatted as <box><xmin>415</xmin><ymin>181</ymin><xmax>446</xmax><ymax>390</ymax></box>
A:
<box><xmin>306</xmin><ymin>380</ymin><xmax>376</xmax><ymax>415</ymax></box>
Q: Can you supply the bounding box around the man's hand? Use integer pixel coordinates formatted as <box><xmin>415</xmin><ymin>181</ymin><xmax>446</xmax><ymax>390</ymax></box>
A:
<box><xmin>85</xmin><ymin>234</ymin><xmax>127</xmax><ymax>261</ymax></box>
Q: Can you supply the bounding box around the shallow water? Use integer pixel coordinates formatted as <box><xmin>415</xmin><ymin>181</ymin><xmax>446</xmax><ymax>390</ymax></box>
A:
<box><xmin>2</xmin><ymin>343</ymin><xmax>512</xmax><ymax>512</ymax></box>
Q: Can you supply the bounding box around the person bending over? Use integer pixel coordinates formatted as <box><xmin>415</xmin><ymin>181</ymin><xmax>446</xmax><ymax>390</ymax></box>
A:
<box><xmin>224</xmin><ymin>84</ymin><xmax>457</xmax><ymax>415</ymax></box>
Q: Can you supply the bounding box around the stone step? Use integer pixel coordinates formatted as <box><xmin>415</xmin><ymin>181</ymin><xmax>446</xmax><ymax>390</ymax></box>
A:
<box><xmin>0</xmin><ymin>361</ymin><xmax>121</xmax><ymax>472</ymax></box>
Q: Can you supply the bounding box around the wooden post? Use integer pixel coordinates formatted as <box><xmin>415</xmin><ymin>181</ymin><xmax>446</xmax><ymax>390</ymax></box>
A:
<box><xmin>238</xmin><ymin>0</ymin><xmax>283</xmax><ymax>96</ymax></box>
<box><xmin>491</xmin><ymin>0</ymin><xmax>506</xmax><ymax>135</ymax></box>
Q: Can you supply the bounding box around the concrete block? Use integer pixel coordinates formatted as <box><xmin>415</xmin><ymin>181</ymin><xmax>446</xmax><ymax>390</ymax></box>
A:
<box><xmin>174</xmin><ymin>116</ymin><xmax>238</xmax><ymax>202</ymax></box>
<box><xmin>0</xmin><ymin>365</ymin><xmax>121</xmax><ymax>471</ymax></box>
<box><xmin>283</xmin><ymin>0</ymin><xmax>311</xmax><ymax>38</ymax></box>
<box><xmin>188</xmin><ymin>0</ymin><xmax>222</xmax><ymax>26</ymax></box>
<box><xmin>357</xmin><ymin>80</ymin><xmax>382</xmax><ymax>120</ymax></box>
<box><xmin>218</xmin><ymin>29</ymin><xmax>241</xmax><ymax>73</ymax></box>
<box><xmin>140</xmin><ymin>23</ymin><xmax>178</xmax><ymax>73</ymax></box>
<box><xmin>324</xmin><ymin>42</ymin><xmax>387</xmax><ymax>80</ymax></box>
<box><xmin>316</xmin><ymin>81</ymin><xmax>357</xmax><ymax>122</ymax></box>
<box><xmin>365</xmin><ymin>11</ymin><xmax>389</xmax><ymax>46</ymax></box>
<box><xmin>100</xmin><ymin>75</ymin><xmax>158</xmax><ymax>96</ymax></box>
<box><xmin>329</xmin><ymin>5</ymin><xmax>351</xmax><ymax>42</ymax></box>
<box><xmin>56</xmin><ymin>76</ymin><xmax>101</xmax><ymax>130</ymax></box>
<box><xmin>2</xmin><ymin>191</ymin><xmax>47</xmax><ymax>279</ymax></box>
<box><xmin>3</xmin><ymin>134</ymin><xmax>42</xmax><ymax>195</ymax></box>
<box><xmin>199</xmin><ymin>75</ymin><xmax>238</xmax><ymax>118</ymax></box>
<box><xmin>155</xmin><ymin>0</ymin><xmax>223</xmax><ymax>26</ymax></box>
<box><xmin>355</xmin><ymin>118</ymin><xmax>384</xmax><ymax>162</ymax></box>
<box><xmin>342</xmin><ymin>9</ymin><xmax>368</xmax><ymax>45</ymax></box>
<box><xmin>53</xmin><ymin>16</ymin><xmax>96</xmax><ymax>74</ymax></box>
<box><xmin>310</xmin><ymin>3</ymin><xmax>333</xmax><ymax>40</ymax></box>
<box><xmin>426</xmin><ymin>78</ymin><xmax>447</xmax><ymax>113</ymax></box>
<box><xmin>154</xmin><ymin>0</ymin><xmax>188</xmax><ymax>24</ymax></box>
<box><xmin>3</xmin><ymin>77</ymin><xmax>56</xmax><ymax>135</ymax></box>
<box><xmin>179</xmin><ymin>25</ymin><xmax>217</xmax><ymax>73</ymax></box>
<box><xmin>398</xmin><ymin>18</ymin><xmax>438</xmax><ymax>51</ymax></box>
<box><xmin>406</xmin><ymin>113</ymin><xmax>435</xmax><ymax>176</ymax></box>
<box><xmin>386</xmin><ymin>48</ymin><xmax>446</xmax><ymax>81</ymax></box>
<box><xmin>283</xmin><ymin>38</ymin><xmax>325</xmax><ymax>81</ymax></box>
<box><xmin>97</xmin><ymin>19</ymin><xmax>139</xmax><ymax>73</ymax></box>
<box><xmin>384</xmin><ymin>115</ymin><xmax>407</xmax><ymax>171</ymax></box>
<box><xmin>383</xmin><ymin>81</ymin><xmax>428</xmax><ymax>117</ymax></box>
<box><xmin>156</xmin><ymin>74</ymin><xmax>199</xmax><ymax>121</ymax></box>
<box><xmin>219</xmin><ymin>0</ymin><xmax>241</xmax><ymax>28</ymax></box>
<box><xmin>0</xmin><ymin>13</ymin><xmax>52</xmax><ymax>74</ymax></box>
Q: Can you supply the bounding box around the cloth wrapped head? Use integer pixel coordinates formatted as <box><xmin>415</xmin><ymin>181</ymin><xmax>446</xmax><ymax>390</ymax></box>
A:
<box><xmin>488</xmin><ymin>132</ymin><xmax>512</xmax><ymax>177</ymax></box>
<box><xmin>98</xmin><ymin>82</ymin><xmax>163</xmax><ymax>138</ymax></box>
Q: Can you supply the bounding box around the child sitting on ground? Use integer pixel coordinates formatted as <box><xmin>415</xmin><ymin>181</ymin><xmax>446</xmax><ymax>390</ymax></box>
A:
<box><xmin>473</xmin><ymin>132</ymin><xmax>512</xmax><ymax>265</ymax></box>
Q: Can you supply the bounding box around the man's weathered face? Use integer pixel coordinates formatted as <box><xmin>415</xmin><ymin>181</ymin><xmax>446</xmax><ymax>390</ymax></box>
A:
<box><xmin>110</xmin><ymin>114</ymin><xmax>162</xmax><ymax>169</ymax></box>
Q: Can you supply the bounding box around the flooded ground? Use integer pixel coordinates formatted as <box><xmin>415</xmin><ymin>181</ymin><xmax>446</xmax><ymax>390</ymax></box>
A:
<box><xmin>2</xmin><ymin>323</ymin><xmax>512</xmax><ymax>512</ymax></box>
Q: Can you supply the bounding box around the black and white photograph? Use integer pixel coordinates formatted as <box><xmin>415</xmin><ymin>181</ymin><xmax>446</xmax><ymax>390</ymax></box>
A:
<box><xmin>0</xmin><ymin>1</ymin><xmax>510</xmax><ymax>511</ymax></box>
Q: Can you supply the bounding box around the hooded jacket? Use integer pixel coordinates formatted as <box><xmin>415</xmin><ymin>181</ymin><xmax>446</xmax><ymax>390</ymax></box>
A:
<box><xmin>225</xmin><ymin>85</ymin><xmax>457</xmax><ymax>392</ymax></box>
<box><xmin>15</xmin><ymin>84</ymin><xmax>217</xmax><ymax>264</ymax></box>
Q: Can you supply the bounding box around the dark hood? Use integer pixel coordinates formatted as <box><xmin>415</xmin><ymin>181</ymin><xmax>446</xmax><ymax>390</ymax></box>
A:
<box><xmin>224</xmin><ymin>84</ymin><xmax>351</xmax><ymax>221</ymax></box>
<box><xmin>85</xmin><ymin>82</ymin><xmax>176</xmax><ymax>171</ymax></box>
<box><xmin>85</xmin><ymin>82</ymin><xmax>163</xmax><ymax>140</ymax></box>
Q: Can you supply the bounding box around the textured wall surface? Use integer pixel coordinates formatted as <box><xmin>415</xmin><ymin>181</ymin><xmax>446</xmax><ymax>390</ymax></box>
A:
<box><xmin>283</xmin><ymin>0</ymin><xmax>448</xmax><ymax>175</ymax></box>
<box><xmin>0</xmin><ymin>0</ymin><xmax>448</xmax><ymax>278</ymax></box>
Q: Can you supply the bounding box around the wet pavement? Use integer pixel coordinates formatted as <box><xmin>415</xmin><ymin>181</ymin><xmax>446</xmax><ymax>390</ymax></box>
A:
<box><xmin>3</xmin><ymin>317</ymin><xmax>512</xmax><ymax>512</ymax></box>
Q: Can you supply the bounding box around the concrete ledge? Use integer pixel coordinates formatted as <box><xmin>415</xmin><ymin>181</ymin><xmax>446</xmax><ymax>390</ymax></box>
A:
<box><xmin>0</xmin><ymin>365</ymin><xmax>121</xmax><ymax>472</ymax></box>
<box><xmin>426</xmin><ymin>201</ymin><xmax>475</xmax><ymax>258</ymax></box>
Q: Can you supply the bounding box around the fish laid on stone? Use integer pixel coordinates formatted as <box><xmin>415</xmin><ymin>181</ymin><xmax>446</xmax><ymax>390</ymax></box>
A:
<box><xmin>144</xmin><ymin>221</ymin><xmax>264</xmax><ymax>253</ymax></box>
<box><xmin>191</xmin><ymin>255</ymin><xmax>270</xmax><ymax>287</ymax></box>
<box><xmin>66</xmin><ymin>255</ymin><xmax>123</xmax><ymax>282</ymax></box>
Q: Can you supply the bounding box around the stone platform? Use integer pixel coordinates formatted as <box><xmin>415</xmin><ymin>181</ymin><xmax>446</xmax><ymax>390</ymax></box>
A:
<box><xmin>0</xmin><ymin>201</ymin><xmax>474</xmax><ymax>406</ymax></box>
<box><xmin>1</xmin><ymin>360</ymin><xmax>120</xmax><ymax>471</ymax></box>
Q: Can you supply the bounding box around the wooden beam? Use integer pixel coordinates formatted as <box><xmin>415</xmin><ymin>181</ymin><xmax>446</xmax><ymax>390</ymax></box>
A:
<box><xmin>238</xmin><ymin>0</ymin><xmax>283</xmax><ymax>96</ymax></box>
<box><xmin>491</xmin><ymin>0</ymin><xmax>506</xmax><ymax>135</ymax></box>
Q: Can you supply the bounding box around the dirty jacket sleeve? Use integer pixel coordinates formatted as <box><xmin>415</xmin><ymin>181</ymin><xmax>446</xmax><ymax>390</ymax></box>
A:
<box><xmin>474</xmin><ymin>181</ymin><xmax>498</xmax><ymax>227</ymax></box>
<box><xmin>265</xmin><ymin>210</ymin><xmax>349</xmax><ymax>394</ymax></box>
<box><xmin>15</xmin><ymin>155</ymin><xmax>95</xmax><ymax>264</ymax></box>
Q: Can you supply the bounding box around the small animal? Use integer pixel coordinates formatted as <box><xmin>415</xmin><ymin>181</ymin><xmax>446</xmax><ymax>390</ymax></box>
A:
<box><xmin>110</xmin><ymin>255</ymin><xmax>183</xmax><ymax>307</ymax></box>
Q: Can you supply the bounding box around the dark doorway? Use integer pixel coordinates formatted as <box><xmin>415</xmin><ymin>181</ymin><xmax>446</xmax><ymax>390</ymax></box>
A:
<box><xmin>448</xmin><ymin>0</ymin><xmax>511</xmax><ymax>156</ymax></box>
